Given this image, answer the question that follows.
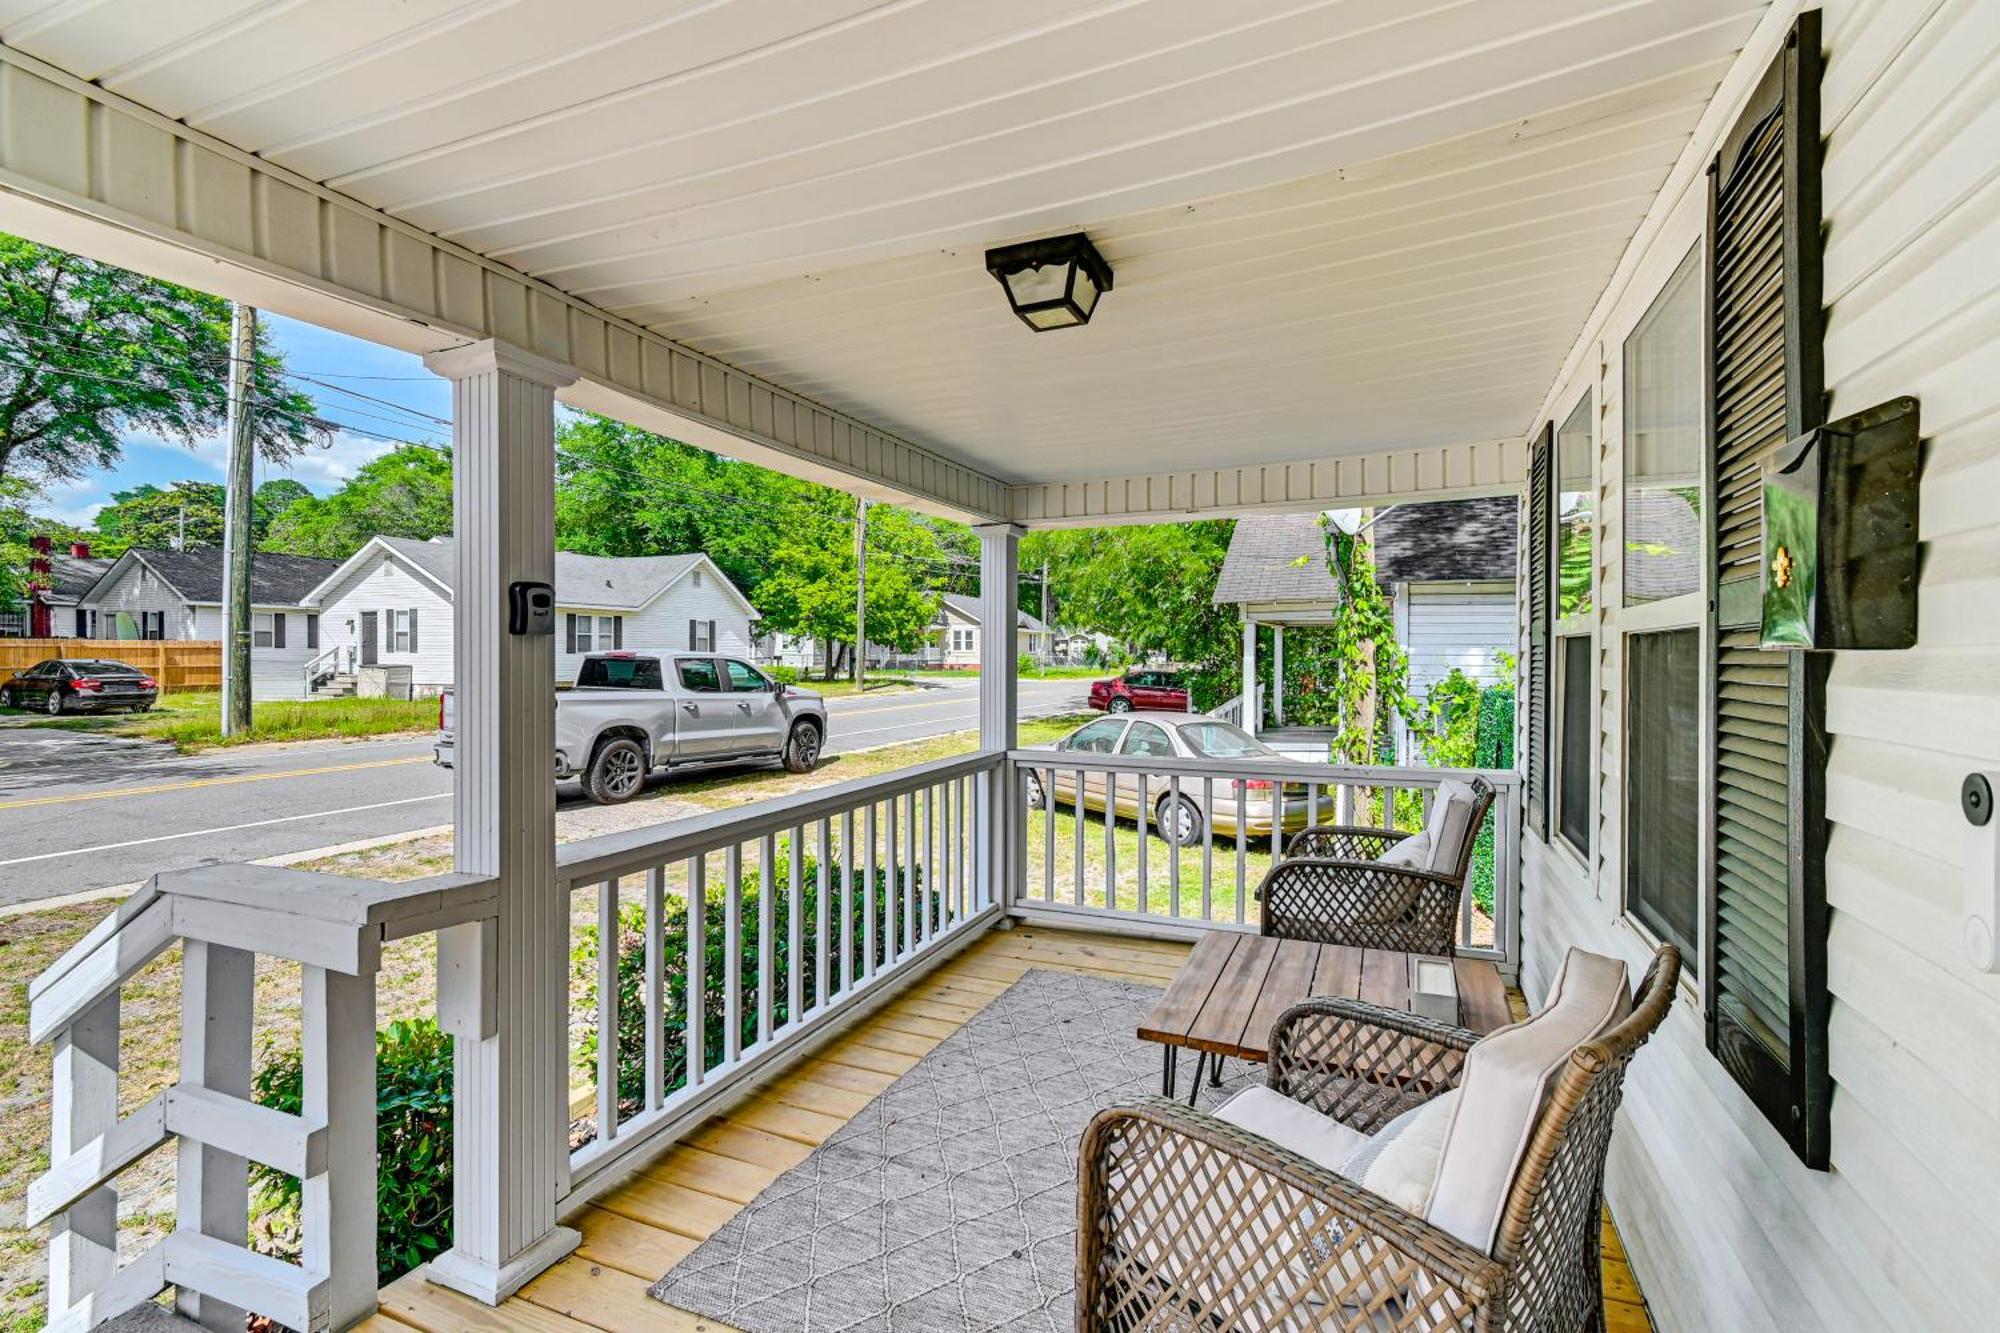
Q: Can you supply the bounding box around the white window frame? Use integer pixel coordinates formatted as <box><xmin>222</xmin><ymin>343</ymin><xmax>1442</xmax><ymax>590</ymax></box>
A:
<box><xmin>1612</xmin><ymin>237</ymin><xmax>1712</xmax><ymax>990</ymax></box>
<box><xmin>575</xmin><ymin>616</ymin><xmax>593</xmax><ymax>654</ymax></box>
<box><xmin>391</xmin><ymin>608</ymin><xmax>415</xmax><ymax>653</ymax></box>
<box><xmin>1552</xmin><ymin>389</ymin><xmax>1596</xmax><ymax>868</ymax></box>
<box><xmin>252</xmin><ymin>611</ymin><xmax>275</xmax><ymax>649</ymax></box>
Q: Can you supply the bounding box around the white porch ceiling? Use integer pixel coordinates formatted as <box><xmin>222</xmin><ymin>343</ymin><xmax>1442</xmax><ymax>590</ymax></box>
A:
<box><xmin>0</xmin><ymin>0</ymin><xmax>1768</xmax><ymax>490</ymax></box>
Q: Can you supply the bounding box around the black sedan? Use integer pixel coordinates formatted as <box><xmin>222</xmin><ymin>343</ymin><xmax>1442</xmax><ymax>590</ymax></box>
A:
<box><xmin>0</xmin><ymin>659</ymin><xmax>158</xmax><ymax>714</ymax></box>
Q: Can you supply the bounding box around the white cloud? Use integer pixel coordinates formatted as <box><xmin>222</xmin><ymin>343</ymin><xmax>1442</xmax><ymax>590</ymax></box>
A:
<box><xmin>266</xmin><ymin>430</ymin><xmax>397</xmax><ymax>490</ymax></box>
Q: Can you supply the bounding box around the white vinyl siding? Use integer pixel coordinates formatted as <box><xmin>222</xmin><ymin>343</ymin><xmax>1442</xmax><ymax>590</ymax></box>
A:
<box><xmin>312</xmin><ymin>553</ymin><xmax>456</xmax><ymax>691</ymax></box>
<box><xmin>1516</xmin><ymin>3</ymin><xmax>2000</xmax><ymax>1328</ymax></box>
<box><xmin>85</xmin><ymin>560</ymin><xmax>200</xmax><ymax>640</ymax></box>
<box><xmin>186</xmin><ymin>605</ymin><xmax>319</xmax><ymax>699</ymax></box>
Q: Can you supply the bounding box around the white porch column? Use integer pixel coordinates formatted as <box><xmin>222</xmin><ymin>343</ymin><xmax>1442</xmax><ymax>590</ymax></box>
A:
<box><xmin>422</xmin><ymin>340</ymin><xmax>580</xmax><ymax>1303</ymax></box>
<box><xmin>1241</xmin><ymin>616</ymin><xmax>1258</xmax><ymax>734</ymax></box>
<box><xmin>1272</xmin><ymin>626</ymin><xmax>1286</xmax><ymax>728</ymax></box>
<box><xmin>975</xmin><ymin>524</ymin><xmax>1021</xmax><ymax>913</ymax></box>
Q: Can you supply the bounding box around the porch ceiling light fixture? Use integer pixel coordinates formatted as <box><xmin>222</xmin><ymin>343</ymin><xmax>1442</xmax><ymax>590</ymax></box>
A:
<box><xmin>984</xmin><ymin>232</ymin><xmax>1113</xmax><ymax>331</ymax></box>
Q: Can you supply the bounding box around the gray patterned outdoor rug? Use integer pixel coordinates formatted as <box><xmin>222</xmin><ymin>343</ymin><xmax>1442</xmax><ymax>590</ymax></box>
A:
<box><xmin>650</xmin><ymin>967</ymin><xmax>1254</xmax><ymax>1332</ymax></box>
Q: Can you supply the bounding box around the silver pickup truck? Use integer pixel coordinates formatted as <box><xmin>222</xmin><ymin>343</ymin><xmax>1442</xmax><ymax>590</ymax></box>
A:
<box><xmin>434</xmin><ymin>652</ymin><xmax>828</xmax><ymax>804</ymax></box>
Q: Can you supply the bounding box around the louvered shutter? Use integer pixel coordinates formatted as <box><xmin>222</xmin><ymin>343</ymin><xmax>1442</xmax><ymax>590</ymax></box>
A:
<box><xmin>407</xmin><ymin>609</ymin><xmax>419</xmax><ymax>655</ymax></box>
<box><xmin>1524</xmin><ymin>421</ymin><xmax>1554</xmax><ymax>840</ymax></box>
<box><xmin>273</xmin><ymin>613</ymin><xmax>286</xmax><ymax>649</ymax></box>
<box><xmin>612</xmin><ymin>617</ymin><xmax>623</xmax><ymax>650</ymax></box>
<box><xmin>1704</xmin><ymin>10</ymin><xmax>1830</xmax><ymax>1168</ymax></box>
<box><xmin>566</xmin><ymin>614</ymin><xmax>577</xmax><ymax>653</ymax></box>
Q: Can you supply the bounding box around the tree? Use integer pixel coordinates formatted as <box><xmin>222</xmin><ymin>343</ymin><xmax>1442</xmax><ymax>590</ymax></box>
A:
<box><xmin>0</xmin><ymin>235</ymin><xmax>324</xmax><ymax>483</ymax></box>
<box><xmin>263</xmin><ymin>446</ymin><xmax>454</xmax><ymax>559</ymax></box>
<box><xmin>93</xmin><ymin>480</ymin><xmax>225</xmax><ymax>550</ymax></box>
<box><xmin>752</xmin><ymin>503</ymin><xmax>945</xmax><ymax>677</ymax></box>
<box><xmin>1021</xmin><ymin>521</ymin><xmax>1239</xmax><ymax>706</ymax></box>
<box><xmin>0</xmin><ymin>476</ymin><xmax>93</xmax><ymax>612</ymax></box>
<box><xmin>254</xmin><ymin>478</ymin><xmax>313</xmax><ymax>533</ymax></box>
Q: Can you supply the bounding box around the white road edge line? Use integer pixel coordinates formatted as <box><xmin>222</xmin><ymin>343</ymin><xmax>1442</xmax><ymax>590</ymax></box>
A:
<box><xmin>0</xmin><ymin>793</ymin><xmax>451</xmax><ymax>868</ymax></box>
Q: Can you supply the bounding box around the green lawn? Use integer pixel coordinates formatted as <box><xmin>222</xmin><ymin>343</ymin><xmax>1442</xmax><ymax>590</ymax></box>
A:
<box><xmin>1</xmin><ymin>690</ymin><xmax>438</xmax><ymax>752</ymax></box>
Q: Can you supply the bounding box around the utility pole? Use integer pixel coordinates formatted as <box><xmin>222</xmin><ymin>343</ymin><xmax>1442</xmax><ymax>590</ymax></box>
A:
<box><xmin>852</xmin><ymin>498</ymin><xmax>868</xmax><ymax>689</ymax></box>
<box><xmin>220</xmin><ymin>303</ymin><xmax>257</xmax><ymax>737</ymax></box>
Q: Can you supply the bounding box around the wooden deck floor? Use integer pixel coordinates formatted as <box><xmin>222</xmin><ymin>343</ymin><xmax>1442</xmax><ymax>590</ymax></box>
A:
<box><xmin>366</xmin><ymin>924</ymin><xmax>1652</xmax><ymax>1332</ymax></box>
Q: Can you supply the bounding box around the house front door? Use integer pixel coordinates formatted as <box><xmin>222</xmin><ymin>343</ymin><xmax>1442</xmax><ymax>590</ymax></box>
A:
<box><xmin>359</xmin><ymin>611</ymin><xmax>378</xmax><ymax>666</ymax></box>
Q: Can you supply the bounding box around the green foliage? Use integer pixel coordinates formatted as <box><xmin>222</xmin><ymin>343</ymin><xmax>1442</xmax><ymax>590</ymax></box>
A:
<box><xmin>1295</xmin><ymin>520</ymin><xmax>1412</xmax><ymax>764</ymax></box>
<box><xmin>0</xmin><ymin>475</ymin><xmax>92</xmax><ymax>611</ymax></box>
<box><xmin>252</xmin><ymin>1019</ymin><xmax>454</xmax><ymax>1284</ymax></box>
<box><xmin>0</xmin><ymin>235</ymin><xmax>322</xmax><ymax>484</ymax></box>
<box><xmin>572</xmin><ymin>855</ymin><xmax>944</xmax><ymax>1118</ymax></box>
<box><xmin>262</xmin><ymin>446</ymin><xmax>454</xmax><ymax>559</ymax></box>
<box><xmin>765</xmin><ymin>663</ymin><xmax>802</xmax><ymax>686</ymax></box>
<box><xmin>1020</xmin><ymin>521</ymin><xmax>1239</xmax><ymax>707</ymax></box>
<box><xmin>1408</xmin><ymin>661</ymin><xmax>1516</xmax><ymax>914</ymax></box>
<box><xmin>554</xmin><ymin>416</ymin><xmax>963</xmax><ymax>675</ymax></box>
<box><xmin>92</xmin><ymin>480</ymin><xmax>223</xmax><ymax>550</ymax></box>
<box><xmin>1017</xmin><ymin>652</ymin><xmax>1036</xmax><ymax>677</ymax></box>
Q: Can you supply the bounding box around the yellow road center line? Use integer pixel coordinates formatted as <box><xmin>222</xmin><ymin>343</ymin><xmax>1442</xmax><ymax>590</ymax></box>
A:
<box><xmin>0</xmin><ymin>754</ymin><xmax>430</xmax><ymax>812</ymax></box>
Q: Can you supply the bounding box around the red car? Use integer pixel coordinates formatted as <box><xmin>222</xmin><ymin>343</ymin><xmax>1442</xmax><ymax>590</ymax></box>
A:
<box><xmin>1088</xmin><ymin>669</ymin><xmax>1190</xmax><ymax>714</ymax></box>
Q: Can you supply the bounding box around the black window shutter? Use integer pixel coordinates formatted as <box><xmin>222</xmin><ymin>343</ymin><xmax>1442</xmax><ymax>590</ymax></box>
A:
<box><xmin>75</xmin><ymin>608</ymin><xmax>88</xmax><ymax>637</ymax></box>
<box><xmin>566</xmin><ymin>614</ymin><xmax>577</xmax><ymax>653</ymax></box>
<box><xmin>408</xmin><ymin>608</ymin><xmax>419</xmax><ymax>655</ymax></box>
<box><xmin>613</xmin><ymin>617</ymin><xmax>623</xmax><ymax>650</ymax></box>
<box><xmin>307</xmin><ymin>614</ymin><xmax>319</xmax><ymax>650</ymax></box>
<box><xmin>708</xmin><ymin>620</ymin><xmax>717</xmax><ymax>652</ymax></box>
<box><xmin>273</xmin><ymin>613</ymin><xmax>286</xmax><ymax>649</ymax></box>
<box><xmin>1704</xmin><ymin>9</ymin><xmax>1829</xmax><ymax>1169</ymax></box>
<box><xmin>1525</xmin><ymin>421</ymin><xmax>1554</xmax><ymax>840</ymax></box>
<box><xmin>688</xmin><ymin>619</ymin><xmax>698</xmax><ymax>650</ymax></box>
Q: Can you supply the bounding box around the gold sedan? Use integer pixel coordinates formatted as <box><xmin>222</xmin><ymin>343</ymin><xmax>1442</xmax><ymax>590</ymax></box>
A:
<box><xmin>1021</xmin><ymin>712</ymin><xmax>1335</xmax><ymax>845</ymax></box>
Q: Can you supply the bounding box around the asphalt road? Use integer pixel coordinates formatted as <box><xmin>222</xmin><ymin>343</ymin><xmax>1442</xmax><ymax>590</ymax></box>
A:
<box><xmin>0</xmin><ymin>677</ymin><xmax>1090</xmax><ymax>907</ymax></box>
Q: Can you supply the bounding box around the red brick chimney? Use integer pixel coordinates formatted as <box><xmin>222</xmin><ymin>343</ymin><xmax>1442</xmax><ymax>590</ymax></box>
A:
<box><xmin>70</xmin><ymin>541</ymin><xmax>91</xmax><ymax>558</ymax></box>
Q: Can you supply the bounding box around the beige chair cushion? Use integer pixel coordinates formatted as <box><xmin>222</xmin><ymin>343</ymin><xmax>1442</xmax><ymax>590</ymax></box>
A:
<box><xmin>1213</xmin><ymin>1085</ymin><xmax>1367</xmax><ymax>1174</ymax></box>
<box><xmin>1356</xmin><ymin>1088</ymin><xmax>1458</xmax><ymax>1214</ymax></box>
<box><xmin>1423</xmin><ymin>947</ymin><xmax>1632</xmax><ymax>1253</ymax></box>
<box><xmin>1419</xmin><ymin>779</ymin><xmax>1481</xmax><ymax>875</ymax></box>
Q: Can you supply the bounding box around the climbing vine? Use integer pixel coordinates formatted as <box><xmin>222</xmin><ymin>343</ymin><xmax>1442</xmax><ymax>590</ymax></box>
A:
<box><xmin>1277</xmin><ymin>515</ymin><xmax>1413</xmax><ymax>765</ymax></box>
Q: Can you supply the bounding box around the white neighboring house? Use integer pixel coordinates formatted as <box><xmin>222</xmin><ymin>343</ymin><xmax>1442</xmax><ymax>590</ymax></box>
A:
<box><xmin>76</xmin><ymin>547</ymin><xmax>340</xmax><ymax>698</ymax></box>
<box><xmin>933</xmin><ymin>593</ymin><xmax>1052</xmax><ymax>668</ymax></box>
<box><xmin>307</xmin><ymin>536</ymin><xmax>757</xmax><ymax>694</ymax></box>
<box><xmin>1212</xmin><ymin>500</ymin><xmax>1518</xmax><ymax>753</ymax></box>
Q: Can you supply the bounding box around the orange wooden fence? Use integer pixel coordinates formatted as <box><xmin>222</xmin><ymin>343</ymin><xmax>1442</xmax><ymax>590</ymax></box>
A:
<box><xmin>0</xmin><ymin>639</ymin><xmax>222</xmax><ymax>691</ymax></box>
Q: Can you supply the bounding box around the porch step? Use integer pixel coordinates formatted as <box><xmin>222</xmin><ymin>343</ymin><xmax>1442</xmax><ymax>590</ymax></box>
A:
<box><xmin>313</xmin><ymin>673</ymin><xmax>358</xmax><ymax>698</ymax></box>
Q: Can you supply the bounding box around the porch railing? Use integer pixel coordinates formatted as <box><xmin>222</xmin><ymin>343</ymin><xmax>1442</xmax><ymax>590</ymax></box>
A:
<box><xmin>28</xmin><ymin>865</ymin><xmax>497</xmax><ymax>1332</ymax></box>
<box><xmin>1004</xmin><ymin>751</ymin><xmax>1520</xmax><ymax>973</ymax></box>
<box><xmin>555</xmin><ymin>751</ymin><xmax>1004</xmax><ymax>1199</ymax></box>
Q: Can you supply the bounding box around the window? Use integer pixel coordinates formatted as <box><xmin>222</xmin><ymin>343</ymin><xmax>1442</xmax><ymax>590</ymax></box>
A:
<box><xmin>676</xmin><ymin>658</ymin><xmax>722</xmax><ymax>692</ymax></box>
<box><xmin>688</xmin><ymin>619</ymin><xmax>715</xmax><ymax>651</ymax></box>
<box><xmin>1556</xmin><ymin>635</ymin><xmax>1592</xmax><ymax>855</ymax></box>
<box><xmin>252</xmin><ymin>612</ymin><xmax>274</xmax><ymax>648</ymax></box>
<box><xmin>1625</xmin><ymin>629</ymin><xmax>1700</xmax><ymax>961</ymax></box>
<box><xmin>574</xmin><ymin>615</ymin><xmax>592</xmax><ymax>654</ymax></box>
<box><xmin>1119</xmin><ymin>721</ymin><xmax>1175</xmax><ymax>757</ymax></box>
<box><xmin>1177</xmin><ymin>721</ymin><xmax>1268</xmax><ymax>759</ymax></box>
<box><xmin>724</xmin><ymin>659</ymin><xmax>770</xmax><ymax>692</ymax></box>
<box><xmin>1556</xmin><ymin>394</ymin><xmax>1593</xmax><ymax>620</ymax></box>
<box><xmin>951</xmin><ymin>627</ymin><xmax>973</xmax><ymax>653</ymax></box>
<box><xmin>306</xmin><ymin>614</ymin><xmax>319</xmax><ymax>650</ymax></box>
<box><xmin>1063</xmin><ymin>719</ymin><xmax>1126</xmax><ymax>753</ymax></box>
<box><xmin>1623</xmin><ymin>249</ymin><xmax>1704</xmax><ymax>606</ymax></box>
<box><xmin>390</xmin><ymin>608</ymin><xmax>418</xmax><ymax>653</ymax></box>
<box><xmin>580</xmin><ymin>656</ymin><xmax>663</xmax><ymax>689</ymax></box>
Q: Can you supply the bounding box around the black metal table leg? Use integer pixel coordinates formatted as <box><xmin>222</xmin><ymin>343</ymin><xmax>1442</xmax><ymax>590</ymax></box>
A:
<box><xmin>1161</xmin><ymin>1044</ymin><xmax>1177</xmax><ymax>1098</ymax></box>
<box><xmin>1186</xmin><ymin>1051</ymin><xmax>1208</xmax><ymax>1107</ymax></box>
<box><xmin>1209</xmin><ymin>1055</ymin><xmax>1226</xmax><ymax>1088</ymax></box>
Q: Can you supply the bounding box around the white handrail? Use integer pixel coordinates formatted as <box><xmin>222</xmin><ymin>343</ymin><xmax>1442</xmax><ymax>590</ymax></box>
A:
<box><xmin>300</xmin><ymin>643</ymin><xmax>347</xmax><ymax>693</ymax></box>
<box><xmin>32</xmin><ymin>866</ymin><xmax>496</xmax><ymax>1332</ymax></box>
<box><xmin>557</xmin><ymin>751</ymin><xmax>1006</xmax><ymax>1197</ymax></box>
<box><xmin>1004</xmin><ymin>750</ymin><xmax>1520</xmax><ymax>975</ymax></box>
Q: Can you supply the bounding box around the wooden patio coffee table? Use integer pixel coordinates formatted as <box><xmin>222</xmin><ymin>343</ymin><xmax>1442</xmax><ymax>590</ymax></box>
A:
<box><xmin>1139</xmin><ymin>933</ymin><xmax>1511</xmax><ymax>1102</ymax></box>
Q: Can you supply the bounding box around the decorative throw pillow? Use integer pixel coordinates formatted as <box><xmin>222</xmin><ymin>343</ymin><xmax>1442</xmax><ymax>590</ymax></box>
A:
<box><xmin>1337</xmin><ymin>1091</ymin><xmax>1436</xmax><ymax>1182</ymax></box>
<box><xmin>1355</xmin><ymin>1088</ymin><xmax>1459</xmax><ymax>1214</ymax></box>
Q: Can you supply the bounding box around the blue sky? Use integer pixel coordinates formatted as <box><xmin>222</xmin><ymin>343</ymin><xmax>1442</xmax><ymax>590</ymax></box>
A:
<box><xmin>35</xmin><ymin>314</ymin><xmax>452</xmax><ymax>527</ymax></box>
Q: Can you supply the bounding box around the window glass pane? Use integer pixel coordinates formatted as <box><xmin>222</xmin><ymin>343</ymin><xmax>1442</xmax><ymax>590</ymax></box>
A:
<box><xmin>724</xmin><ymin>660</ymin><xmax>769</xmax><ymax>692</ymax></box>
<box><xmin>1177</xmin><ymin>721</ymin><xmax>1270</xmax><ymax>759</ymax></box>
<box><xmin>1623</xmin><ymin>250</ymin><xmax>1703</xmax><ymax>606</ymax></box>
<box><xmin>676</xmin><ymin>658</ymin><xmax>721</xmax><ymax>692</ymax></box>
<box><xmin>1557</xmin><ymin>634</ymin><xmax>1593</xmax><ymax>853</ymax></box>
<box><xmin>1557</xmin><ymin>394</ymin><xmax>1594</xmax><ymax>619</ymax></box>
<box><xmin>1119</xmin><ymin>722</ymin><xmax>1174</xmax><ymax>757</ymax></box>
<box><xmin>1066</xmin><ymin>720</ymin><xmax>1125</xmax><ymax>753</ymax></box>
<box><xmin>252</xmin><ymin>612</ymin><xmax>274</xmax><ymax>648</ymax></box>
<box><xmin>1626</xmin><ymin>628</ymin><xmax>1700</xmax><ymax>960</ymax></box>
<box><xmin>580</xmin><ymin>656</ymin><xmax>663</xmax><ymax>689</ymax></box>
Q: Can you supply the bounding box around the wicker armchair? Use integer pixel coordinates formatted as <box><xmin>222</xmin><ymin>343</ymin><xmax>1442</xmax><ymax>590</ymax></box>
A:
<box><xmin>1258</xmin><ymin>777</ymin><xmax>1497</xmax><ymax>956</ymax></box>
<box><xmin>1077</xmin><ymin>945</ymin><xmax>1680</xmax><ymax>1332</ymax></box>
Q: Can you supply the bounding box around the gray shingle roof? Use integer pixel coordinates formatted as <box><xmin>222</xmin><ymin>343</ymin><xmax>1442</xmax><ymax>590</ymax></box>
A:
<box><xmin>1371</xmin><ymin>497</ymin><xmax>1519</xmax><ymax>583</ymax></box>
<box><xmin>378</xmin><ymin>536</ymin><xmax>716</xmax><ymax>611</ymax></box>
<box><xmin>123</xmin><ymin>547</ymin><xmax>342</xmax><ymax>605</ymax></box>
<box><xmin>47</xmin><ymin>553</ymin><xmax>113</xmax><ymax>602</ymax></box>
<box><xmin>939</xmin><ymin>592</ymin><xmax>1048</xmax><ymax>632</ymax></box>
<box><xmin>1211</xmin><ymin>514</ymin><xmax>1340</xmax><ymax>606</ymax></box>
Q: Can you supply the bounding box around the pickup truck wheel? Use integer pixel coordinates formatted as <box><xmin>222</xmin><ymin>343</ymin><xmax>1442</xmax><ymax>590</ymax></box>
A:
<box><xmin>783</xmin><ymin>720</ymin><xmax>822</xmax><ymax>774</ymax></box>
<box><xmin>585</xmin><ymin>737</ymin><xmax>647</xmax><ymax>804</ymax></box>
